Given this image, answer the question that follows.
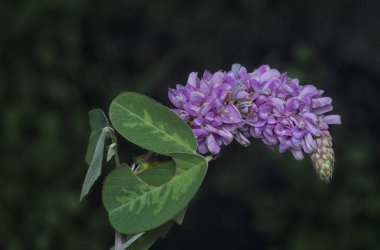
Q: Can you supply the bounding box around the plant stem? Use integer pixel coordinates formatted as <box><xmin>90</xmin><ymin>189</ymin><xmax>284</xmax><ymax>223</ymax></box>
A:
<box><xmin>115</xmin><ymin>232</ymin><xmax>126</xmax><ymax>250</ymax></box>
<box><xmin>107</xmin><ymin>127</ymin><xmax>127</xmax><ymax>250</ymax></box>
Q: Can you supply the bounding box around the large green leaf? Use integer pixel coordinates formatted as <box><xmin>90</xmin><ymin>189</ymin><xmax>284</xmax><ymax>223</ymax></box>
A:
<box><xmin>102</xmin><ymin>153</ymin><xmax>207</xmax><ymax>234</ymax></box>
<box><xmin>109</xmin><ymin>92</ymin><xmax>197</xmax><ymax>155</ymax></box>
<box><xmin>127</xmin><ymin>207</ymin><xmax>186</xmax><ymax>250</ymax></box>
<box><xmin>80</xmin><ymin>128</ymin><xmax>108</xmax><ymax>201</ymax></box>
<box><xmin>122</xmin><ymin>163</ymin><xmax>177</xmax><ymax>249</ymax></box>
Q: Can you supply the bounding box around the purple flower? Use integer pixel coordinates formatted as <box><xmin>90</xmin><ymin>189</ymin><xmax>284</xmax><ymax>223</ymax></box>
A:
<box><xmin>168</xmin><ymin>64</ymin><xmax>341</xmax><ymax>180</ymax></box>
<box><xmin>239</xmin><ymin>64</ymin><xmax>341</xmax><ymax>161</ymax></box>
<box><xmin>168</xmin><ymin>70</ymin><xmax>242</xmax><ymax>154</ymax></box>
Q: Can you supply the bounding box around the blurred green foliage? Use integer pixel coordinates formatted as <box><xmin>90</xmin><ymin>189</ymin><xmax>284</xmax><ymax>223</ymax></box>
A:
<box><xmin>1</xmin><ymin>0</ymin><xmax>379</xmax><ymax>249</ymax></box>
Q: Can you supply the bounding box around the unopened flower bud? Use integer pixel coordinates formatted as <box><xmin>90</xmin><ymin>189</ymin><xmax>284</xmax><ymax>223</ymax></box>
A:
<box><xmin>310</xmin><ymin>137</ymin><xmax>335</xmax><ymax>181</ymax></box>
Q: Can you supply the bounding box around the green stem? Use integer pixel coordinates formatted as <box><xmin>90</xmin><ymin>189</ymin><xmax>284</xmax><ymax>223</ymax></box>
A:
<box><xmin>107</xmin><ymin>127</ymin><xmax>126</xmax><ymax>250</ymax></box>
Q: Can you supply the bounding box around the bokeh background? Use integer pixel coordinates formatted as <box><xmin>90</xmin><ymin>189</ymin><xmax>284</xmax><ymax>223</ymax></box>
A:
<box><xmin>1</xmin><ymin>0</ymin><xmax>380</xmax><ymax>249</ymax></box>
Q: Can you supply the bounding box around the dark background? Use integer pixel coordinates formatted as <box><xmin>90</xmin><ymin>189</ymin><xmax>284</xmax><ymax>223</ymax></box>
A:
<box><xmin>1</xmin><ymin>0</ymin><xmax>380</xmax><ymax>249</ymax></box>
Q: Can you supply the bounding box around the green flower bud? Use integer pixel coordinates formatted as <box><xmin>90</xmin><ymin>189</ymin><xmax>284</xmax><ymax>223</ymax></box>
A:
<box><xmin>310</xmin><ymin>137</ymin><xmax>335</xmax><ymax>181</ymax></box>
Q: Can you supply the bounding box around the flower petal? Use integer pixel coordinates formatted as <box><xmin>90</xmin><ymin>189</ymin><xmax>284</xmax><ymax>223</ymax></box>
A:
<box><xmin>206</xmin><ymin>134</ymin><xmax>221</xmax><ymax>154</ymax></box>
<box><xmin>323</xmin><ymin>115</ymin><xmax>341</xmax><ymax>125</ymax></box>
<box><xmin>187</xmin><ymin>72</ymin><xmax>198</xmax><ymax>88</ymax></box>
<box><xmin>292</xmin><ymin>149</ymin><xmax>304</xmax><ymax>160</ymax></box>
<box><xmin>198</xmin><ymin>142</ymin><xmax>209</xmax><ymax>154</ymax></box>
<box><xmin>234</xmin><ymin>132</ymin><xmax>250</xmax><ymax>147</ymax></box>
<box><xmin>312</xmin><ymin>104</ymin><xmax>333</xmax><ymax>115</ymax></box>
<box><xmin>312</xmin><ymin>97</ymin><xmax>332</xmax><ymax>109</ymax></box>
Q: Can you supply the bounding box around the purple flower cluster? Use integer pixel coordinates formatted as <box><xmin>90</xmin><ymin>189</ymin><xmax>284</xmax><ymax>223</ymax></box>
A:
<box><xmin>169</xmin><ymin>71</ymin><xmax>242</xmax><ymax>154</ymax></box>
<box><xmin>168</xmin><ymin>64</ymin><xmax>341</xmax><ymax>178</ymax></box>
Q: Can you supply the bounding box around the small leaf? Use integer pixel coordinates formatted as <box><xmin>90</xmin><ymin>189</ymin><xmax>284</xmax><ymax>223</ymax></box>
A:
<box><xmin>85</xmin><ymin>109</ymin><xmax>109</xmax><ymax>165</ymax></box>
<box><xmin>129</xmin><ymin>221</ymin><xmax>174</xmax><ymax>250</ymax></box>
<box><xmin>109</xmin><ymin>92</ymin><xmax>197</xmax><ymax>155</ymax></box>
<box><xmin>80</xmin><ymin>128</ymin><xmax>108</xmax><ymax>201</ymax></box>
<box><xmin>173</xmin><ymin>207</ymin><xmax>187</xmax><ymax>225</ymax></box>
<box><xmin>89</xmin><ymin>108</ymin><xmax>109</xmax><ymax>131</ymax></box>
<box><xmin>102</xmin><ymin>153</ymin><xmax>208</xmax><ymax>234</ymax></box>
<box><xmin>85</xmin><ymin>129</ymin><xmax>102</xmax><ymax>165</ymax></box>
<box><xmin>107</xmin><ymin>143</ymin><xmax>117</xmax><ymax>162</ymax></box>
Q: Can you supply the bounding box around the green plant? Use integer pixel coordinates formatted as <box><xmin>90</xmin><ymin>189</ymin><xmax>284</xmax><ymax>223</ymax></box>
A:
<box><xmin>81</xmin><ymin>92</ymin><xmax>208</xmax><ymax>250</ymax></box>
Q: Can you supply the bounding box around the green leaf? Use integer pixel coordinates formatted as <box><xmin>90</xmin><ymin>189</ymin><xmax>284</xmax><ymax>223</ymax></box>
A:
<box><xmin>107</xmin><ymin>143</ymin><xmax>117</xmax><ymax>162</ymax></box>
<box><xmin>102</xmin><ymin>153</ymin><xmax>207</xmax><ymax>234</ymax></box>
<box><xmin>110</xmin><ymin>163</ymin><xmax>176</xmax><ymax>250</ymax></box>
<box><xmin>85</xmin><ymin>129</ymin><xmax>102</xmax><ymax>165</ymax></box>
<box><xmin>136</xmin><ymin>162</ymin><xmax>175</xmax><ymax>186</ymax></box>
<box><xmin>109</xmin><ymin>92</ymin><xmax>197</xmax><ymax>155</ymax></box>
<box><xmin>127</xmin><ymin>208</ymin><xmax>184</xmax><ymax>250</ymax></box>
<box><xmin>80</xmin><ymin>128</ymin><xmax>108</xmax><ymax>201</ymax></box>
<box><xmin>85</xmin><ymin>109</ymin><xmax>109</xmax><ymax>165</ymax></box>
<box><xmin>89</xmin><ymin>108</ymin><xmax>109</xmax><ymax>131</ymax></box>
<box><xmin>129</xmin><ymin>221</ymin><xmax>174</xmax><ymax>250</ymax></box>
